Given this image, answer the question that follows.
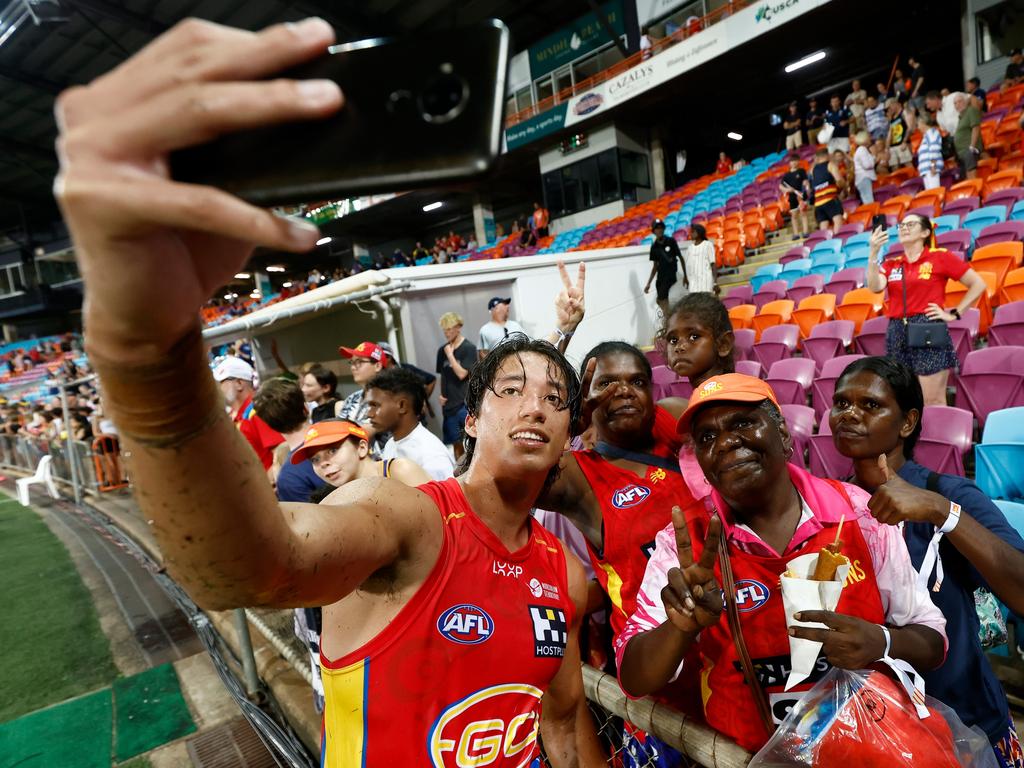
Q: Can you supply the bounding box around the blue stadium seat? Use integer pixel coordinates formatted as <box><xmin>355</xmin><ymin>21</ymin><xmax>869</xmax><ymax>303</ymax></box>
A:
<box><xmin>778</xmin><ymin>259</ymin><xmax>812</xmax><ymax>285</ymax></box>
<box><xmin>751</xmin><ymin>264</ymin><xmax>783</xmax><ymax>293</ymax></box>
<box><xmin>962</xmin><ymin>205</ymin><xmax>1009</xmax><ymax>241</ymax></box>
<box><xmin>809</xmin><ymin>239</ymin><xmax>843</xmax><ymax>258</ymax></box>
<box><xmin>932</xmin><ymin>214</ymin><xmax>961</xmax><ymax>236</ymax></box>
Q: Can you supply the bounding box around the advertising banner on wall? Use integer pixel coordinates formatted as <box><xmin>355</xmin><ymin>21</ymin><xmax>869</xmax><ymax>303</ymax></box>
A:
<box><xmin>505</xmin><ymin>104</ymin><xmax>570</xmax><ymax>151</ymax></box>
<box><xmin>528</xmin><ymin>0</ymin><xmax>625</xmax><ymax>79</ymax></box>
<box><xmin>508</xmin><ymin>0</ymin><xmax>830</xmax><ymax>147</ymax></box>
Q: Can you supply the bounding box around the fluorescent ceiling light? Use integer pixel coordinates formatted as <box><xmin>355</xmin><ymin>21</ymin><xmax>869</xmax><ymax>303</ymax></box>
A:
<box><xmin>315</xmin><ymin>236</ymin><xmax>332</xmax><ymax>246</ymax></box>
<box><xmin>234</xmin><ymin>272</ymin><xmax>251</xmax><ymax>279</ymax></box>
<box><xmin>785</xmin><ymin>50</ymin><xmax>826</xmax><ymax>73</ymax></box>
<box><xmin>266</xmin><ymin>265</ymin><xmax>287</xmax><ymax>272</ymax></box>
<box><xmin>727</xmin><ymin>132</ymin><xmax>743</xmax><ymax>141</ymax></box>
<box><xmin>422</xmin><ymin>201</ymin><xmax>443</xmax><ymax>212</ymax></box>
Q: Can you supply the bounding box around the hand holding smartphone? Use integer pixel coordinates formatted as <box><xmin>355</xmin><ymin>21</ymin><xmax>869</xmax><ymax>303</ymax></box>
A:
<box><xmin>871</xmin><ymin>214</ymin><xmax>888</xmax><ymax>233</ymax></box>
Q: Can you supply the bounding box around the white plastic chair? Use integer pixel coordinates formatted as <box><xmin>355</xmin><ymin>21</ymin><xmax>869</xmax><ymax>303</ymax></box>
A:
<box><xmin>16</xmin><ymin>455</ymin><xmax>59</xmax><ymax>505</ymax></box>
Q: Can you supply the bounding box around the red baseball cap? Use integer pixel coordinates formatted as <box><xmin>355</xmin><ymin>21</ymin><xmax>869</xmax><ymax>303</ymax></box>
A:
<box><xmin>291</xmin><ymin>421</ymin><xmax>370</xmax><ymax>464</ymax></box>
<box><xmin>676</xmin><ymin>374</ymin><xmax>780</xmax><ymax>434</ymax></box>
<box><xmin>338</xmin><ymin>341</ymin><xmax>385</xmax><ymax>363</ymax></box>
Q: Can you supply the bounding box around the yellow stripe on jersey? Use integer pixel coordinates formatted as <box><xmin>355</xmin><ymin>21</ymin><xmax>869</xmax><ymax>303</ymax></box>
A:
<box><xmin>598</xmin><ymin>562</ymin><xmax>624</xmax><ymax>614</ymax></box>
<box><xmin>321</xmin><ymin>657</ymin><xmax>368</xmax><ymax>767</ymax></box>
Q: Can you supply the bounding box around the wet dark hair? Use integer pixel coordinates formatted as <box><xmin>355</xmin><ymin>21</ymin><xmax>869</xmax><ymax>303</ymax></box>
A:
<box><xmin>301</xmin><ymin>363</ymin><xmax>338</xmax><ymax>398</ymax></box>
<box><xmin>458</xmin><ymin>333</ymin><xmax>581</xmax><ymax>481</ymax></box>
<box><xmin>691</xmin><ymin>223</ymin><xmax>707</xmax><ymax>242</ymax></box>
<box><xmin>579</xmin><ymin>341</ymin><xmax>651</xmax><ymax>383</ymax></box>
<box><xmin>365</xmin><ymin>366</ymin><xmax>426</xmax><ymax>414</ymax></box>
<box><xmin>835</xmin><ymin>356</ymin><xmax>923</xmax><ymax>457</ymax></box>
<box><xmin>658</xmin><ymin>293</ymin><xmax>736</xmax><ymax>372</ymax></box>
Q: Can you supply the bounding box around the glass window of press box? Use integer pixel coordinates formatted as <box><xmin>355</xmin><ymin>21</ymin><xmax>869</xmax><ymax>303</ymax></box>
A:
<box><xmin>975</xmin><ymin>0</ymin><xmax>1024</xmax><ymax>65</ymax></box>
<box><xmin>542</xmin><ymin>148</ymin><xmax>651</xmax><ymax>217</ymax></box>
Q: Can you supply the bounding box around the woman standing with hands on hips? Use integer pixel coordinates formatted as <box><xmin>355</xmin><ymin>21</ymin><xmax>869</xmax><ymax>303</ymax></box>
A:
<box><xmin>866</xmin><ymin>213</ymin><xmax>987</xmax><ymax>406</ymax></box>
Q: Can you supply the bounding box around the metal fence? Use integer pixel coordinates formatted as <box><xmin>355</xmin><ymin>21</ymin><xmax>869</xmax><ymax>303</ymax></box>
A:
<box><xmin>0</xmin><ymin>432</ymin><xmax>102</xmax><ymax>492</ymax></box>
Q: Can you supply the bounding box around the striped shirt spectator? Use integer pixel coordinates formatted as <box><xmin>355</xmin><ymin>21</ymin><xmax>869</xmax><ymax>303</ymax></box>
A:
<box><xmin>864</xmin><ymin>97</ymin><xmax>888</xmax><ymax>140</ymax></box>
<box><xmin>918</xmin><ymin>123</ymin><xmax>943</xmax><ymax>189</ymax></box>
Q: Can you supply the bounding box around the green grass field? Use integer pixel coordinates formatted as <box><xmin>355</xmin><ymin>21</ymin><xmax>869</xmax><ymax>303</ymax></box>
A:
<box><xmin>0</xmin><ymin>496</ymin><xmax>118</xmax><ymax>721</ymax></box>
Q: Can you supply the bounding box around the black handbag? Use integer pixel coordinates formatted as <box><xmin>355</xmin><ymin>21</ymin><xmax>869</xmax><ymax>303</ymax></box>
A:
<box><xmin>940</xmin><ymin>133</ymin><xmax>957</xmax><ymax>160</ymax></box>
<box><xmin>901</xmin><ymin>260</ymin><xmax>951</xmax><ymax>349</ymax></box>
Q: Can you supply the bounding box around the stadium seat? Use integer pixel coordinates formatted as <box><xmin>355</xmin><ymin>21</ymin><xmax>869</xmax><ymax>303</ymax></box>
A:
<box><xmin>945</xmin><ymin>196</ymin><xmax>982</xmax><ymax>223</ymax></box>
<box><xmin>936</xmin><ymin>229</ymin><xmax>974</xmax><ymax>257</ymax></box>
<box><xmin>990</xmin><ymin>301</ymin><xmax>1024</xmax><ymax>347</ymax></box>
<box><xmin>962</xmin><ymin>206</ymin><xmax>1009</xmax><ymax>240</ymax></box>
<box><xmin>835</xmin><ymin>288</ymin><xmax>885</xmax><ymax>332</ymax></box>
<box><xmin>766</xmin><ymin>358</ymin><xmax>816</xmax><ymax>406</ymax></box>
<box><xmin>780</xmin><ymin>245</ymin><xmax>811</xmax><ymax>265</ymax></box>
<box><xmin>841</xmin><ymin>240</ymin><xmax>871</xmax><ymax>267</ymax></box>
<box><xmin>932</xmin><ymin>214</ymin><xmax>963</xmax><ymax>236</ymax></box>
<box><xmin>975</xmin><ymin>221</ymin><xmax>1024</xmax><ymax>250</ymax></box>
<box><xmin>853</xmin><ymin>315</ymin><xmax>890</xmax><ymax>356</ymax></box>
<box><xmin>791</xmin><ymin>293</ymin><xmax>837</xmax><ymax>339</ymax></box>
<box><xmin>804</xmin><ymin>231</ymin><xmax>833</xmax><ymax>250</ymax></box>
<box><xmin>729</xmin><ymin>304</ymin><xmax>756</xmax><ymax>330</ymax></box>
<box><xmin>778</xmin><ymin>259</ymin><xmax>812</xmax><ymax>286</ymax></box>
<box><xmin>983</xmin><ymin>169</ymin><xmax>1024</xmax><ymax>200</ymax></box>
<box><xmin>809</xmin><ymin>253</ymin><xmax>845</xmax><ymax>282</ymax></box>
<box><xmin>969</xmin><ymin>241</ymin><xmax>1023</xmax><ymax>288</ymax></box>
<box><xmin>735</xmin><ymin>359</ymin><xmax>764</xmax><ymax>379</ymax></box>
<box><xmin>872</xmin><ymin>184</ymin><xmax>899</xmax><ymax>204</ymax></box>
<box><xmin>813</xmin><ymin>354</ymin><xmax>865</xmax><ymax>419</ymax></box>
<box><xmin>802</xmin><ymin>319</ymin><xmax>855</xmax><ymax>371</ymax></box>
<box><xmin>915</xmin><ymin>405</ymin><xmax>975</xmax><ymax>477</ymax></box>
<box><xmin>834</xmin><ymin>222</ymin><xmax>865</xmax><ymax>241</ymax></box>
<box><xmin>956</xmin><ymin>346</ymin><xmax>1024</xmax><ymax>429</ymax></box>
<box><xmin>786</xmin><ymin>274</ymin><xmax>825</xmax><ymax>304</ymax></box>
<box><xmin>984</xmin><ymin>186</ymin><xmax>1024</xmax><ymax>212</ymax></box>
<box><xmin>824</xmin><ymin>268</ymin><xmax>866</xmax><ymax>304</ymax></box>
<box><xmin>722</xmin><ymin>285</ymin><xmax>754</xmax><ymax>309</ymax></box>
<box><xmin>947</xmin><ymin>178</ymin><xmax>985</xmax><ymax>203</ymax></box>
<box><xmin>976</xmin><ymin>408</ymin><xmax>1024</xmax><ymax>502</ymax></box>
<box><xmin>910</xmin><ymin>187</ymin><xmax>947</xmax><ymax>217</ymax></box>
<box><xmin>809</xmin><ymin>239</ymin><xmax>844</xmax><ymax>258</ymax></box>
<box><xmin>719</xmin><ymin>240</ymin><xmax>744</xmax><ymax>268</ymax></box>
<box><xmin>781</xmin><ymin>403</ymin><xmax>815</xmax><ymax>469</ymax></box>
<box><xmin>880</xmin><ymin>194</ymin><xmax>912</xmax><ymax>220</ymax></box>
<box><xmin>751</xmin><ymin>299</ymin><xmax>794</xmax><ymax>340</ymax></box>
<box><xmin>808</xmin><ymin>418</ymin><xmax>854</xmax><ymax>479</ymax></box>
<box><xmin>750</xmin><ymin>264</ymin><xmax>783</xmax><ymax>293</ymax></box>
<box><xmin>946</xmin><ymin>273</ymin><xmax>996</xmax><ymax>333</ymax></box>
<box><xmin>651</xmin><ymin>364</ymin><xmax>681</xmax><ymax>391</ymax></box>
<box><xmin>1002</xmin><ymin>270</ymin><xmax>1024</xmax><ymax>305</ymax></box>
<box><xmin>732</xmin><ymin>328</ymin><xmax>755</xmax><ymax>362</ymax></box>
<box><xmin>644</xmin><ymin>348</ymin><xmax>667</xmax><ymax>368</ymax></box>
<box><xmin>753</xmin><ymin>279</ymin><xmax>789</xmax><ymax>310</ymax></box>
<box><xmin>847</xmin><ymin>203</ymin><xmax>880</xmax><ymax>229</ymax></box>
<box><xmin>744</xmin><ymin>222</ymin><xmax>766</xmax><ymax>249</ymax></box>
<box><xmin>753</xmin><ymin>323</ymin><xmax>799</xmax><ymax>370</ymax></box>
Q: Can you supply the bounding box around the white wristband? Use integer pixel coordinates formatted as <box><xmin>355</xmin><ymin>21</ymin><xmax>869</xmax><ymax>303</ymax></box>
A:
<box><xmin>878</xmin><ymin>624</ymin><xmax>892</xmax><ymax>660</ymax></box>
<box><xmin>939</xmin><ymin>501</ymin><xmax>961</xmax><ymax>534</ymax></box>
<box><xmin>554</xmin><ymin>328</ymin><xmax>574</xmax><ymax>343</ymax></box>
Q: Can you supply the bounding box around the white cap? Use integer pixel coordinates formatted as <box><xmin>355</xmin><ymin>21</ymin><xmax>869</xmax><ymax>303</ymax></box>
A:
<box><xmin>212</xmin><ymin>356</ymin><xmax>255</xmax><ymax>383</ymax></box>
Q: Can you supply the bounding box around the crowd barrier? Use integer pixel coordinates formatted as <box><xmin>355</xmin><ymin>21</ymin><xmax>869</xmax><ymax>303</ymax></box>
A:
<box><xmin>0</xmin><ymin>433</ymin><xmax>103</xmax><ymax>492</ymax></box>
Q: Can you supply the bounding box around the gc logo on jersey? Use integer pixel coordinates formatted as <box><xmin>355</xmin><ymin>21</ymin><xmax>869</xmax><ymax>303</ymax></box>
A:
<box><xmin>437</xmin><ymin>604</ymin><xmax>494</xmax><ymax>645</ymax></box>
<box><xmin>734</xmin><ymin>579</ymin><xmax>770</xmax><ymax>613</ymax></box>
<box><xmin>611</xmin><ymin>484</ymin><xmax>651</xmax><ymax>509</ymax></box>
<box><xmin>428</xmin><ymin>683</ymin><xmax>542</xmax><ymax>767</ymax></box>
<box><xmin>529</xmin><ymin>605</ymin><xmax>568</xmax><ymax>657</ymax></box>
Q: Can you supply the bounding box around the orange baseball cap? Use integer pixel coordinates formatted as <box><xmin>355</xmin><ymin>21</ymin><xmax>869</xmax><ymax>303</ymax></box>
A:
<box><xmin>338</xmin><ymin>341</ymin><xmax>385</xmax><ymax>363</ymax></box>
<box><xmin>291</xmin><ymin>421</ymin><xmax>369</xmax><ymax>464</ymax></box>
<box><xmin>676</xmin><ymin>373</ymin><xmax>780</xmax><ymax>434</ymax></box>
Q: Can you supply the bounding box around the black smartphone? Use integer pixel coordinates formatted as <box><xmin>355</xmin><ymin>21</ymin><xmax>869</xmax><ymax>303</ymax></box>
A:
<box><xmin>871</xmin><ymin>214</ymin><xmax>888</xmax><ymax>233</ymax></box>
<box><xmin>170</xmin><ymin>20</ymin><xmax>510</xmax><ymax>206</ymax></box>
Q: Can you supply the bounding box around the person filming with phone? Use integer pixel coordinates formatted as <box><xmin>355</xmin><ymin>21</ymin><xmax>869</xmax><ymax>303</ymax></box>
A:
<box><xmin>866</xmin><ymin>214</ymin><xmax>986</xmax><ymax>406</ymax></box>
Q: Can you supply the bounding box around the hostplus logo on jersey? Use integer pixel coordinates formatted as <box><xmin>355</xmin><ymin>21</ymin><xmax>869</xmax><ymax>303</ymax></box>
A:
<box><xmin>437</xmin><ymin>604</ymin><xmax>494</xmax><ymax>645</ymax></box>
<box><xmin>734</xmin><ymin>579</ymin><xmax>770</xmax><ymax>613</ymax></box>
<box><xmin>611</xmin><ymin>484</ymin><xmax>651</xmax><ymax>509</ymax></box>
<box><xmin>529</xmin><ymin>605</ymin><xmax>568</xmax><ymax>657</ymax></box>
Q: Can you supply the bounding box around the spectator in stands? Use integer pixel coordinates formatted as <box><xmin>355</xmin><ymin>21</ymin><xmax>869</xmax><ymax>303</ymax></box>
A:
<box><xmin>966</xmin><ymin>77</ymin><xmax>987</xmax><ymax>112</ymax></box>
<box><xmin>364</xmin><ymin>367</ymin><xmax>455</xmax><ymax>481</ymax></box>
<box><xmin>411</xmin><ymin>241</ymin><xmax>430</xmax><ymax>263</ymax></box>
<box><xmin>253</xmin><ymin>377</ymin><xmax>321</xmax><ymax>503</ymax></box>
<box><xmin>644</xmin><ymin>218</ymin><xmax>688</xmax><ymax>316</ymax></box>
<box><xmin>684</xmin><ymin>224</ymin><xmax>717</xmax><ymax>294</ymax></box>
<box><xmin>828</xmin><ymin>148</ymin><xmax>852</xmax><ymax>199</ymax></box>
<box><xmin>445</xmin><ymin>230</ymin><xmax>465</xmax><ymax>253</ymax></box>
<box><xmin>876</xmin><ymin>81</ymin><xmax>891</xmax><ymax>101</ymax></box>
<box><xmin>907</xmin><ymin>55</ymin><xmax>926</xmax><ymax>109</ymax></box>
<box><xmin>864</xmin><ymin>94</ymin><xmax>888</xmax><ymax>141</ymax></box>
<box><xmin>1005</xmin><ymin>48</ymin><xmax>1024</xmax><ymax>87</ymax></box>
<box><xmin>519</xmin><ymin>213</ymin><xmax>538</xmax><ymax>247</ymax></box>
<box><xmin>212</xmin><ymin>356</ymin><xmax>283</xmax><ymax>471</ymax></box>
<box><xmin>715</xmin><ymin>151</ymin><xmax>732</xmax><ymax>174</ymax></box>
<box><xmin>846</xmin><ymin>79</ymin><xmax>867</xmax><ymax>130</ymax></box>
<box><xmin>831</xmin><ymin>356</ymin><xmax>1024</xmax><ymax>768</ymax></box>
<box><xmin>617</xmin><ymin>374</ymin><xmax>947</xmax><ymax>755</ymax></box>
<box><xmin>532</xmin><ymin>201</ymin><xmax>550</xmax><ymax>238</ymax></box>
<box><xmin>953</xmin><ymin>92</ymin><xmax>983</xmax><ymax>180</ymax></box>
<box><xmin>805</xmin><ymin>96</ymin><xmax>824</xmax><ymax>144</ymax></box>
<box><xmin>871</xmin><ymin>136</ymin><xmax>891</xmax><ymax>176</ymax></box>
<box><xmin>299</xmin><ymin>363</ymin><xmax>339</xmax><ymax>423</ymax></box>
<box><xmin>436</xmin><ymin>312</ymin><xmax>475</xmax><ymax>460</ymax></box>
<box><xmin>336</xmin><ymin>341</ymin><xmax>388</xmax><ymax>424</ymax></box>
<box><xmin>782</xmin><ymin>101</ymin><xmax>803</xmax><ymax>150</ymax></box>
<box><xmin>478</xmin><ymin>297</ymin><xmax>527</xmax><ymax>358</ymax></box>
<box><xmin>810</xmin><ymin>147</ymin><xmax>845</xmax><ymax>232</ymax></box>
<box><xmin>779</xmin><ymin>154</ymin><xmax>812</xmax><ymax>240</ymax></box>
<box><xmin>866</xmin><ymin>214</ymin><xmax>987</xmax><ymax>406</ymax></box>
<box><xmin>923</xmin><ymin>90</ymin><xmax>961</xmax><ymax>136</ymax></box>
<box><xmin>887</xmin><ymin>98</ymin><xmax>913</xmax><ymax>169</ymax></box>
<box><xmin>639</xmin><ymin>26</ymin><xmax>653</xmax><ymax>59</ymax></box>
<box><xmin>823</xmin><ymin>93</ymin><xmax>853</xmax><ymax>154</ymax></box>
<box><xmin>893</xmin><ymin>68</ymin><xmax>909</xmax><ymax>101</ymax></box>
<box><xmin>853</xmin><ymin>131</ymin><xmax>876</xmax><ymax>203</ymax></box>
<box><xmin>917</xmin><ymin>111</ymin><xmax>943</xmax><ymax>190</ymax></box>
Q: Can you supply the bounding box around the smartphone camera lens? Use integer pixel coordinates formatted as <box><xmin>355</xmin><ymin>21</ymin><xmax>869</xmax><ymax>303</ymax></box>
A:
<box><xmin>419</xmin><ymin>63</ymin><xmax>469</xmax><ymax>124</ymax></box>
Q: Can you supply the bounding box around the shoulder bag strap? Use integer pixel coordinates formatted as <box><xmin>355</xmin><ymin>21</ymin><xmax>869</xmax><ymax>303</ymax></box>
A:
<box><xmin>592</xmin><ymin>441</ymin><xmax>681</xmax><ymax>473</ymax></box>
<box><xmin>925</xmin><ymin>471</ymin><xmax>941</xmax><ymax>494</ymax></box>
<box><xmin>901</xmin><ymin>255</ymin><xmax>909</xmax><ymax>326</ymax></box>
<box><xmin>717</xmin><ymin>530</ymin><xmax>775</xmax><ymax>736</ymax></box>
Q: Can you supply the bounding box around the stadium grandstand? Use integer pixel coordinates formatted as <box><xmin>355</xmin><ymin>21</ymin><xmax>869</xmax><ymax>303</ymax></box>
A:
<box><xmin>3</xmin><ymin>0</ymin><xmax>1024</xmax><ymax>767</ymax></box>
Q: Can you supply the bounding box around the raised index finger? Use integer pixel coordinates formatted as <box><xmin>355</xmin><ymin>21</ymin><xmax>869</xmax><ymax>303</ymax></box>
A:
<box><xmin>575</xmin><ymin>262</ymin><xmax>586</xmax><ymax>294</ymax></box>
<box><xmin>672</xmin><ymin>506</ymin><xmax>695</xmax><ymax>568</ymax></box>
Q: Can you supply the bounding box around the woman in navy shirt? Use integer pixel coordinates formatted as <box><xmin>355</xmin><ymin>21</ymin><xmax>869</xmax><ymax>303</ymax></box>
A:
<box><xmin>829</xmin><ymin>355</ymin><xmax>1024</xmax><ymax>768</ymax></box>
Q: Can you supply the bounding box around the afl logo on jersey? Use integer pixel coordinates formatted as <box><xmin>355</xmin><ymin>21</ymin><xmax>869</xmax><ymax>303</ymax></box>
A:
<box><xmin>429</xmin><ymin>683</ymin><xmax>543</xmax><ymax>767</ymax></box>
<box><xmin>611</xmin><ymin>484</ymin><xmax>651</xmax><ymax>509</ymax></box>
<box><xmin>437</xmin><ymin>604</ymin><xmax>494</xmax><ymax>645</ymax></box>
<box><xmin>734</xmin><ymin>579</ymin><xmax>770</xmax><ymax>612</ymax></box>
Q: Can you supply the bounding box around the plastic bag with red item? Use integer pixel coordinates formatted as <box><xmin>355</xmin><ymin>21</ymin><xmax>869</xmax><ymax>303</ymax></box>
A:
<box><xmin>749</xmin><ymin>668</ymin><xmax>998</xmax><ymax>768</ymax></box>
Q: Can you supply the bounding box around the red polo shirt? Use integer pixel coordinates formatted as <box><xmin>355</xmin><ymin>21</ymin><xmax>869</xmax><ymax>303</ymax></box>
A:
<box><xmin>233</xmin><ymin>394</ymin><xmax>283</xmax><ymax>470</ymax></box>
<box><xmin>881</xmin><ymin>247</ymin><xmax>968</xmax><ymax>318</ymax></box>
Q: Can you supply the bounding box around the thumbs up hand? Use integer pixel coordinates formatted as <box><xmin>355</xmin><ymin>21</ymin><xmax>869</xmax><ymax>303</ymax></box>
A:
<box><xmin>867</xmin><ymin>453</ymin><xmax>949</xmax><ymax>527</ymax></box>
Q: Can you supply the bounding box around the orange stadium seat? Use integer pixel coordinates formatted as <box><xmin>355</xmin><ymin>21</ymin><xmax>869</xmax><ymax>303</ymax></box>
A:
<box><xmin>977</xmin><ymin>157</ymin><xmax>999</xmax><ymax>180</ymax></box>
<box><xmin>969</xmin><ymin>241</ymin><xmax>1023</xmax><ymax>289</ymax></box>
<box><xmin>984</xmin><ymin>169</ymin><xmax>1024</xmax><ymax>200</ymax></box>
<box><xmin>999</xmin><ymin>152</ymin><xmax>1024</xmax><ymax>172</ymax></box>
<box><xmin>946</xmin><ymin>272</ymin><xmax>995</xmax><ymax>332</ymax></box>
<box><xmin>947</xmin><ymin>179</ymin><xmax>984</xmax><ymax>202</ymax></box>
<box><xmin>911</xmin><ymin>187</ymin><xmax>946</xmax><ymax>217</ymax></box>
<box><xmin>847</xmin><ymin>203</ymin><xmax>880</xmax><ymax>229</ymax></box>
<box><xmin>791</xmin><ymin>294</ymin><xmax>837</xmax><ymax>340</ymax></box>
<box><xmin>880</xmin><ymin>195</ymin><xmax>912</xmax><ymax>220</ymax></box>
<box><xmin>744</xmin><ymin>222</ymin><xmax>766</xmax><ymax>249</ymax></box>
<box><xmin>834</xmin><ymin>288</ymin><xmax>885</xmax><ymax>333</ymax></box>
<box><xmin>729</xmin><ymin>304</ymin><xmax>756</xmax><ymax>330</ymax></box>
<box><xmin>751</xmin><ymin>300</ymin><xmax>795</xmax><ymax>340</ymax></box>
<box><xmin>720</xmin><ymin>240</ymin><xmax>744</xmax><ymax>268</ymax></box>
<box><xmin>885</xmin><ymin>167</ymin><xmax>916</xmax><ymax>185</ymax></box>
<box><xmin>1001</xmin><ymin>267</ymin><xmax>1024</xmax><ymax>305</ymax></box>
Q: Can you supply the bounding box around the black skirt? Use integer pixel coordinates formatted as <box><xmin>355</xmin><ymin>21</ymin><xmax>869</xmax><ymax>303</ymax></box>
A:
<box><xmin>886</xmin><ymin>314</ymin><xmax>959</xmax><ymax>375</ymax></box>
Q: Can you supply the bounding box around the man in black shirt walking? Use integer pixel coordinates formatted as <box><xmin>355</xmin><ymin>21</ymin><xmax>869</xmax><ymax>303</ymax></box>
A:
<box><xmin>644</xmin><ymin>218</ymin><xmax>688</xmax><ymax>316</ymax></box>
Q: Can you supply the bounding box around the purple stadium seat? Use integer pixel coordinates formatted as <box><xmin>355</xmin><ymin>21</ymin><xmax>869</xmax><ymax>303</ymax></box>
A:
<box><xmin>944</xmin><ymin>196</ymin><xmax>981</xmax><ymax>222</ymax></box>
<box><xmin>948</xmin><ymin>324</ymin><xmax>973</xmax><ymax>369</ymax></box>
<box><xmin>651</xmin><ymin>364</ymin><xmax>678</xmax><ymax>389</ymax></box>
<box><xmin>843</xmin><ymin>197</ymin><xmax>861</xmax><ymax>213</ymax></box>
<box><xmin>808</xmin><ymin>418</ymin><xmax>854</xmax><ymax>478</ymax></box>
<box><xmin>644</xmin><ymin>348</ymin><xmax>667</xmax><ymax>368</ymax></box>
<box><xmin>736</xmin><ymin>359</ymin><xmax>764</xmax><ymax>379</ymax></box>
<box><xmin>990</xmin><ymin>303</ymin><xmax>1024</xmax><ymax>346</ymax></box>
<box><xmin>813</xmin><ymin>354</ymin><xmax>866</xmax><ymax>418</ymax></box>
<box><xmin>940</xmin><ymin>167</ymin><xmax>960</xmax><ymax>189</ymax></box>
<box><xmin>803</xmin><ymin>320</ymin><xmax>856</xmax><ymax>371</ymax></box>
<box><xmin>936</xmin><ymin>229</ymin><xmax>973</xmax><ymax>256</ymax></box>
<box><xmin>853</xmin><ymin>315</ymin><xmax>890</xmax><ymax>356</ymax></box>
<box><xmin>983</xmin><ymin>187</ymin><xmax>1024</xmax><ymax>213</ymax></box>
<box><xmin>766</xmin><ymin>358</ymin><xmax>816</xmax><ymax>406</ymax></box>
<box><xmin>780</xmin><ymin>246</ymin><xmax>811</xmax><ymax>266</ymax></box>
<box><xmin>835</xmin><ymin>223</ymin><xmax>865</xmax><ymax>241</ymax></box>
<box><xmin>804</xmin><ymin>231</ymin><xmax>832</xmax><ymax>250</ymax></box>
<box><xmin>873</xmin><ymin>184</ymin><xmax>898</xmax><ymax>204</ymax></box>
<box><xmin>660</xmin><ymin>379</ymin><xmax>694</xmax><ymax>400</ymax></box>
<box><xmin>786</xmin><ymin>274</ymin><xmax>825</xmax><ymax>304</ymax></box>
<box><xmin>723</xmin><ymin>284</ymin><xmax>754</xmax><ymax>307</ymax></box>
<box><xmin>955</xmin><ymin>346</ymin><xmax>1024</xmax><ymax>428</ymax></box>
<box><xmin>956</xmin><ymin>306</ymin><xmax>982</xmax><ymax>341</ymax></box>
<box><xmin>975</xmin><ymin>220</ymin><xmax>1024</xmax><ymax>250</ymax></box>
<box><xmin>781</xmin><ymin>403</ymin><xmax>816</xmax><ymax>469</ymax></box>
<box><xmin>900</xmin><ymin>176</ymin><xmax>925</xmax><ymax>196</ymax></box>
<box><xmin>733</xmin><ymin>328</ymin><xmax>755</xmax><ymax>362</ymax></box>
<box><xmin>753</xmin><ymin>280</ymin><xmax>789</xmax><ymax>310</ymax></box>
<box><xmin>824</xmin><ymin>267</ymin><xmax>866</xmax><ymax>304</ymax></box>
<box><xmin>886</xmin><ymin>242</ymin><xmax>905</xmax><ymax>260</ymax></box>
<box><xmin>905</xmin><ymin>205</ymin><xmax>934</xmax><ymax>220</ymax></box>
<box><xmin>753</xmin><ymin>324</ymin><xmax>800</xmax><ymax>370</ymax></box>
<box><xmin>915</xmin><ymin>405</ymin><xmax>974</xmax><ymax>476</ymax></box>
